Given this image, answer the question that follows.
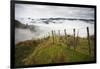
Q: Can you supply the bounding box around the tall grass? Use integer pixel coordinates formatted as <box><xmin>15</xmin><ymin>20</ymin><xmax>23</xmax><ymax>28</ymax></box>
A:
<box><xmin>15</xmin><ymin>35</ymin><xmax>95</xmax><ymax>67</ymax></box>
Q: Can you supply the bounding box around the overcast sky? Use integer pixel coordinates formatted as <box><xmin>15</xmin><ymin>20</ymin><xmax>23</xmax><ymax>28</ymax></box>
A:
<box><xmin>15</xmin><ymin>3</ymin><xmax>94</xmax><ymax>19</ymax></box>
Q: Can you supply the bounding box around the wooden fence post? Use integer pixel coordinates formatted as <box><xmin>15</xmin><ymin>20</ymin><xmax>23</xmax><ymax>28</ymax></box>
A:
<box><xmin>76</xmin><ymin>29</ymin><xmax>79</xmax><ymax>48</ymax></box>
<box><xmin>64</xmin><ymin>29</ymin><xmax>68</xmax><ymax>46</ymax></box>
<box><xmin>73</xmin><ymin>28</ymin><xmax>76</xmax><ymax>50</ymax></box>
<box><xmin>64</xmin><ymin>29</ymin><xmax>67</xmax><ymax>38</ymax></box>
<box><xmin>54</xmin><ymin>30</ymin><xmax>57</xmax><ymax>43</ymax></box>
<box><xmin>52</xmin><ymin>30</ymin><xmax>54</xmax><ymax>44</ymax></box>
<box><xmin>87</xmin><ymin>27</ymin><xmax>91</xmax><ymax>56</ymax></box>
<box><xmin>58</xmin><ymin>30</ymin><xmax>61</xmax><ymax>42</ymax></box>
<box><xmin>58</xmin><ymin>30</ymin><xmax>60</xmax><ymax>36</ymax></box>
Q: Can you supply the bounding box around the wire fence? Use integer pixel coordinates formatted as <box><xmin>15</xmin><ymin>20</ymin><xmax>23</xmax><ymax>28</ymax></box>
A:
<box><xmin>39</xmin><ymin>26</ymin><xmax>94</xmax><ymax>56</ymax></box>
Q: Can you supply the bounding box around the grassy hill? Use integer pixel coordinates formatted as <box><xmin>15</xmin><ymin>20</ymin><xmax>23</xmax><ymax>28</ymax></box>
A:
<box><xmin>15</xmin><ymin>35</ymin><xmax>95</xmax><ymax>67</ymax></box>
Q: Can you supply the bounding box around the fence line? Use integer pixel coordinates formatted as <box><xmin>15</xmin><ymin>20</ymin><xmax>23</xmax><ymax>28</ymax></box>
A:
<box><xmin>41</xmin><ymin>27</ymin><xmax>91</xmax><ymax>55</ymax></box>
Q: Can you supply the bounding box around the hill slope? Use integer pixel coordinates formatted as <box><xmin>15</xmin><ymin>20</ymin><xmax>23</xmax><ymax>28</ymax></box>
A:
<box><xmin>15</xmin><ymin>35</ymin><xmax>95</xmax><ymax>67</ymax></box>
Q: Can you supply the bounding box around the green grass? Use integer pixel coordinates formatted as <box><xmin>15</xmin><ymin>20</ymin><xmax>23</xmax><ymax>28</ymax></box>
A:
<box><xmin>15</xmin><ymin>35</ymin><xmax>95</xmax><ymax>67</ymax></box>
<box><xmin>23</xmin><ymin>43</ymin><xmax>92</xmax><ymax>65</ymax></box>
<box><xmin>15</xmin><ymin>40</ymin><xmax>40</xmax><ymax>66</ymax></box>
